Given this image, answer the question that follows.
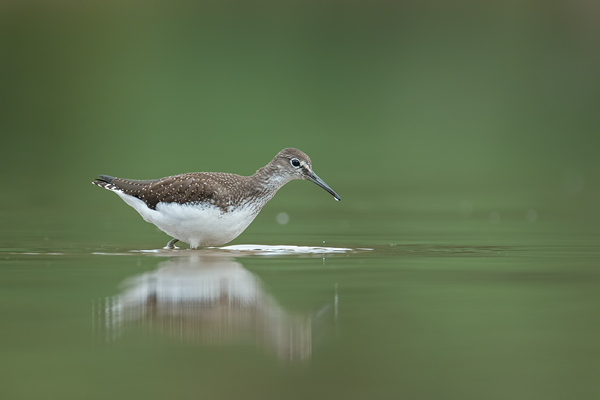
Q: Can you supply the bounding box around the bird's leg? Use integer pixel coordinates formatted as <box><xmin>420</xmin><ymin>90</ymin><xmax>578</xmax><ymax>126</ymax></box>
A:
<box><xmin>164</xmin><ymin>238</ymin><xmax>179</xmax><ymax>250</ymax></box>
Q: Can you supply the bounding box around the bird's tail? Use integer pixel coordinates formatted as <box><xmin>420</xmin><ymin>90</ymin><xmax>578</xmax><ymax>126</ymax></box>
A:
<box><xmin>92</xmin><ymin>175</ymin><xmax>121</xmax><ymax>191</ymax></box>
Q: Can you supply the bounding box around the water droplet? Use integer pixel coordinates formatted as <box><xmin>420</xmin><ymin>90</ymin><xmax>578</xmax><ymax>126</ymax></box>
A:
<box><xmin>459</xmin><ymin>200</ymin><xmax>473</xmax><ymax>217</ymax></box>
<box><xmin>276</xmin><ymin>212</ymin><xmax>289</xmax><ymax>225</ymax></box>
<box><xmin>526</xmin><ymin>209</ymin><xmax>538</xmax><ymax>222</ymax></box>
<box><xmin>489</xmin><ymin>211</ymin><xmax>501</xmax><ymax>223</ymax></box>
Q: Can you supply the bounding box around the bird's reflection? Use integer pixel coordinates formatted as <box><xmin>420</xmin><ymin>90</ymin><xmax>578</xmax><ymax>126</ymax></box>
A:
<box><xmin>96</xmin><ymin>253</ymin><xmax>334</xmax><ymax>361</ymax></box>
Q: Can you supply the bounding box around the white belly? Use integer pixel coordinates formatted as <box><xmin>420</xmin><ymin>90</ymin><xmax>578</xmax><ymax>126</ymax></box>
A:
<box><xmin>115</xmin><ymin>191</ymin><xmax>259</xmax><ymax>248</ymax></box>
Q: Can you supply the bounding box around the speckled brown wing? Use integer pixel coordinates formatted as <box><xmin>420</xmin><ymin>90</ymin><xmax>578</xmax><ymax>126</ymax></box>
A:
<box><xmin>96</xmin><ymin>173</ymin><xmax>247</xmax><ymax>211</ymax></box>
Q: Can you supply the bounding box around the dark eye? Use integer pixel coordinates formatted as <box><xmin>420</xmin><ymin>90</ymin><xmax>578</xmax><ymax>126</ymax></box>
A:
<box><xmin>290</xmin><ymin>158</ymin><xmax>301</xmax><ymax>168</ymax></box>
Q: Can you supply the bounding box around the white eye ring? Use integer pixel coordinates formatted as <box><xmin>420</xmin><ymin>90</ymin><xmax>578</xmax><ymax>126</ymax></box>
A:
<box><xmin>290</xmin><ymin>158</ymin><xmax>301</xmax><ymax>168</ymax></box>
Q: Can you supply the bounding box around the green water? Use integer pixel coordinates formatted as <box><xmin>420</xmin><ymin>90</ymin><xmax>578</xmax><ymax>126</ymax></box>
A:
<box><xmin>2</xmin><ymin>2</ymin><xmax>600</xmax><ymax>399</ymax></box>
<box><xmin>3</xmin><ymin>209</ymin><xmax>600</xmax><ymax>399</ymax></box>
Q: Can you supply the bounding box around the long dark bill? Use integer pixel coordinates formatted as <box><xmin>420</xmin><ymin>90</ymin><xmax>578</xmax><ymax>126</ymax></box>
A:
<box><xmin>306</xmin><ymin>170</ymin><xmax>341</xmax><ymax>201</ymax></box>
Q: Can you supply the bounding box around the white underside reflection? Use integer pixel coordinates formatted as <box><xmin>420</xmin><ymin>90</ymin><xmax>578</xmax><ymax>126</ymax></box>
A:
<box><xmin>94</xmin><ymin>254</ymin><xmax>335</xmax><ymax>361</ymax></box>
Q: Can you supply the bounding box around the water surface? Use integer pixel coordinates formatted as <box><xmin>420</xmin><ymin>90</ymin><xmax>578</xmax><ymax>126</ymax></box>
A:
<box><xmin>3</xmin><ymin>216</ymin><xmax>600</xmax><ymax>400</ymax></box>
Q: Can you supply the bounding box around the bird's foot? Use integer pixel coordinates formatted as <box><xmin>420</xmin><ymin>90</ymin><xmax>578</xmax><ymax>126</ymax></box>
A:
<box><xmin>164</xmin><ymin>238</ymin><xmax>180</xmax><ymax>250</ymax></box>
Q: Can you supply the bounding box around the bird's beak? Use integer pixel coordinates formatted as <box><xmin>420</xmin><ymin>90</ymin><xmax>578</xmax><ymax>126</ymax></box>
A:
<box><xmin>305</xmin><ymin>168</ymin><xmax>341</xmax><ymax>201</ymax></box>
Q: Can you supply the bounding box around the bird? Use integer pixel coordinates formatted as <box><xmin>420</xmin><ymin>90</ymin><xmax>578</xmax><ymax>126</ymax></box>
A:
<box><xmin>92</xmin><ymin>148</ymin><xmax>340</xmax><ymax>249</ymax></box>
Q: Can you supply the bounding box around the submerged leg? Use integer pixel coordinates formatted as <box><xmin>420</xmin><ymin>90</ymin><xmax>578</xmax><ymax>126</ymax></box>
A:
<box><xmin>164</xmin><ymin>238</ymin><xmax>179</xmax><ymax>250</ymax></box>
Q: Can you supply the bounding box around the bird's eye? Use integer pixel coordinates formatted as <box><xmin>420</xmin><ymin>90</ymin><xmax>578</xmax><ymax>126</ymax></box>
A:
<box><xmin>290</xmin><ymin>158</ymin><xmax>301</xmax><ymax>168</ymax></box>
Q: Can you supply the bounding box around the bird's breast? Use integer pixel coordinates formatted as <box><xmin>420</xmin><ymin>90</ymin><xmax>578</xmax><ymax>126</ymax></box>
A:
<box><xmin>151</xmin><ymin>201</ymin><xmax>261</xmax><ymax>247</ymax></box>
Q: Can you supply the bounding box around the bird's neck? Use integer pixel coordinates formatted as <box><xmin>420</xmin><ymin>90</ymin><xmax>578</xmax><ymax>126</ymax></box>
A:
<box><xmin>252</xmin><ymin>162</ymin><xmax>291</xmax><ymax>193</ymax></box>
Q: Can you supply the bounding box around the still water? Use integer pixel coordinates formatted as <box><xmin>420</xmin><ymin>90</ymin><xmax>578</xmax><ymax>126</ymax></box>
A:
<box><xmin>2</xmin><ymin>215</ymin><xmax>600</xmax><ymax>400</ymax></box>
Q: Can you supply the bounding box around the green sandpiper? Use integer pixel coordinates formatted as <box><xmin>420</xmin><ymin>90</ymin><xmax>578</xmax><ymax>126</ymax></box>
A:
<box><xmin>93</xmin><ymin>148</ymin><xmax>340</xmax><ymax>249</ymax></box>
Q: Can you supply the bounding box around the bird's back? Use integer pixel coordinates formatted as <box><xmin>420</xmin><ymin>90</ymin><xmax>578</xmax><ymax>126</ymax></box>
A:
<box><xmin>93</xmin><ymin>172</ymin><xmax>255</xmax><ymax>211</ymax></box>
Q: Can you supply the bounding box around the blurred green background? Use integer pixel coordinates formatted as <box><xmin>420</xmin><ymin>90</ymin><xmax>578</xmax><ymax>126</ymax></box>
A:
<box><xmin>2</xmin><ymin>0</ymin><xmax>599</xmax><ymax>244</ymax></box>
<box><xmin>2</xmin><ymin>2</ymin><xmax>600</xmax><ymax>399</ymax></box>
